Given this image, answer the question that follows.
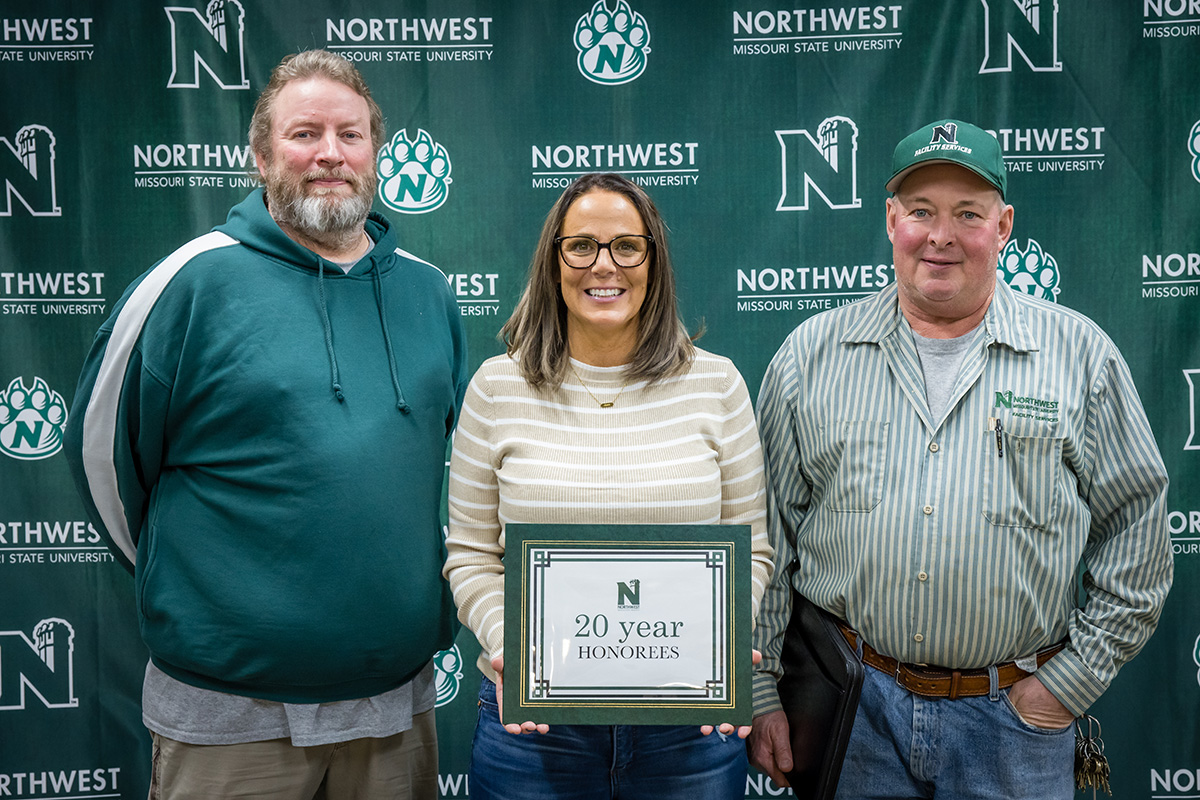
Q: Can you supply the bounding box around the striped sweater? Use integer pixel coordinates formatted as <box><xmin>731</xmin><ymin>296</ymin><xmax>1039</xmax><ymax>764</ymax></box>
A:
<box><xmin>444</xmin><ymin>348</ymin><xmax>773</xmax><ymax>681</ymax></box>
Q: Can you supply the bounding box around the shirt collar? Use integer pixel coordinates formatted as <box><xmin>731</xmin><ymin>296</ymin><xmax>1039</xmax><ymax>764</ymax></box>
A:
<box><xmin>840</xmin><ymin>280</ymin><xmax>1040</xmax><ymax>353</ymax></box>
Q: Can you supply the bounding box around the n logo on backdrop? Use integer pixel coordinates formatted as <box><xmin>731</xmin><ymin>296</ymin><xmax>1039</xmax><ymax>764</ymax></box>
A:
<box><xmin>573</xmin><ymin>0</ymin><xmax>651</xmax><ymax>85</ymax></box>
<box><xmin>165</xmin><ymin>0</ymin><xmax>249</xmax><ymax>89</ymax></box>
<box><xmin>979</xmin><ymin>0</ymin><xmax>1061</xmax><ymax>73</ymax></box>
<box><xmin>776</xmin><ymin>116</ymin><xmax>861</xmax><ymax>211</ymax></box>
<box><xmin>1</xmin><ymin>126</ymin><xmax>61</xmax><ymax>217</ymax></box>
<box><xmin>0</xmin><ymin>619</ymin><xmax>78</xmax><ymax>711</ymax></box>
<box><xmin>1185</xmin><ymin>370</ymin><xmax>1200</xmax><ymax>451</ymax></box>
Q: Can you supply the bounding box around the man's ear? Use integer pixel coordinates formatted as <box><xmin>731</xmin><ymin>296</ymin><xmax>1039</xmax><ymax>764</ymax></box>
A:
<box><xmin>997</xmin><ymin>203</ymin><xmax>1014</xmax><ymax>249</ymax></box>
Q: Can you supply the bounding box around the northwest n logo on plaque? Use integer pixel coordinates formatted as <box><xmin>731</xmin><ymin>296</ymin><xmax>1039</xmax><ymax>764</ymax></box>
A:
<box><xmin>617</xmin><ymin>579</ymin><xmax>640</xmax><ymax>609</ymax></box>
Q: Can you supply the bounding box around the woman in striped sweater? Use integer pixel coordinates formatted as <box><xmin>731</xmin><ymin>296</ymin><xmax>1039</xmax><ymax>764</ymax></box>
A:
<box><xmin>444</xmin><ymin>173</ymin><xmax>773</xmax><ymax>799</ymax></box>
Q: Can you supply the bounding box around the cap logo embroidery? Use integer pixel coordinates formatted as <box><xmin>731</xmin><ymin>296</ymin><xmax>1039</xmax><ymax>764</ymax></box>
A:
<box><xmin>930</xmin><ymin>122</ymin><xmax>958</xmax><ymax>144</ymax></box>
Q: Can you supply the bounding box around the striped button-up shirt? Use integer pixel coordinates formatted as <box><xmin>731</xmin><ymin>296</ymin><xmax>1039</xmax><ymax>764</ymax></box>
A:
<box><xmin>753</xmin><ymin>281</ymin><xmax>1172</xmax><ymax>717</ymax></box>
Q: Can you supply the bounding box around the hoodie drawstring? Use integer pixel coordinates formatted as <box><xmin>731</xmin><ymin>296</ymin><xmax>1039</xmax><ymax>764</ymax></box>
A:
<box><xmin>315</xmin><ymin>253</ymin><xmax>410</xmax><ymax>414</ymax></box>
<box><xmin>373</xmin><ymin>269</ymin><xmax>411</xmax><ymax>414</ymax></box>
<box><xmin>316</xmin><ymin>259</ymin><xmax>345</xmax><ymax>403</ymax></box>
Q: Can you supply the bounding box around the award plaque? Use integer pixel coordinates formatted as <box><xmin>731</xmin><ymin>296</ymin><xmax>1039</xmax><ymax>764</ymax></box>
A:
<box><xmin>502</xmin><ymin>523</ymin><xmax>752</xmax><ymax>726</ymax></box>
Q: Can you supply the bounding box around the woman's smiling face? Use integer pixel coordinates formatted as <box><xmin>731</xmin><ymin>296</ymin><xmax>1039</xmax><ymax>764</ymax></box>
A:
<box><xmin>558</xmin><ymin>189</ymin><xmax>650</xmax><ymax>363</ymax></box>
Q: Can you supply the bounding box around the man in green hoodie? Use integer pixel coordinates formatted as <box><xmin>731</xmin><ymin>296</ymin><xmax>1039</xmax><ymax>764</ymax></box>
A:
<box><xmin>66</xmin><ymin>50</ymin><xmax>467</xmax><ymax>799</ymax></box>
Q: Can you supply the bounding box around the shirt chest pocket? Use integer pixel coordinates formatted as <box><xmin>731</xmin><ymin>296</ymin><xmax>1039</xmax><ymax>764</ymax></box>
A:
<box><xmin>820</xmin><ymin>420</ymin><xmax>891</xmax><ymax>512</ymax></box>
<box><xmin>983</xmin><ymin>417</ymin><xmax>1063</xmax><ymax>530</ymax></box>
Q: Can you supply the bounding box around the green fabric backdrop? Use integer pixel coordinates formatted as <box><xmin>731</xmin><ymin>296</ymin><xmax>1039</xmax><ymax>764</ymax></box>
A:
<box><xmin>2</xmin><ymin>1</ymin><xmax>1198</xmax><ymax>797</ymax></box>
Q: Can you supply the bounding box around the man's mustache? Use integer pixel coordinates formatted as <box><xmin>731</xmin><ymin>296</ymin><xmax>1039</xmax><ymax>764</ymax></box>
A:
<box><xmin>303</xmin><ymin>168</ymin><xmax>360</xmax><ymax>188</ymax></box>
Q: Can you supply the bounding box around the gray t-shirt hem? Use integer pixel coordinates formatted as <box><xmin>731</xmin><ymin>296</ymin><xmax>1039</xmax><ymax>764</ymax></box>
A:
<box><xmin>142</xmin><ymin>659</ymin><xmax>436</xmax><ymax>747</ymax></box>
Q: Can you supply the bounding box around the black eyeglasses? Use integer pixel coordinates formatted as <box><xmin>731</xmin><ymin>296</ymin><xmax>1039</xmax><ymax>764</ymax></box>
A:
<box><xmin>555</xmin><ymin>235</ymin><xmax>654</xmax><ymax>269</ymax></box>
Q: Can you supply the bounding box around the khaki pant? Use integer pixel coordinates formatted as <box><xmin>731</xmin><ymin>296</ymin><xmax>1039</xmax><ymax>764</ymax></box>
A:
<box><xmin>148</xmin><ymin>708</ymin><xmax>438</xmax><ymax>800</ymax></box>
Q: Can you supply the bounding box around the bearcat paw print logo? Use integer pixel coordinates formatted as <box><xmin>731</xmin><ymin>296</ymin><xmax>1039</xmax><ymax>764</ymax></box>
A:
<box><xmin>574</xmin><ymin>0</ymin><xmax>651</xmax><ymax>85</ymax></box>
<box><xmin>1193</xmin><ymin>634</ymin><xmax>1200</xmax><ymax>688</ymax></box>
<box><xmin>0</xmin><ymin>376</ymin><xmax>68</xmax><ymax>460</ymax></box>
<box><xmin>377</xmin><ymin>129</ymin><xmax>452</xmax><ymax>215</ymax></box>
<box><xmin>433</xmin><ymin>644</ymin><xmax>463</xmax><ymax>707</ymax></box>
<box><xmin>1189</xmin><ymin>120</ymin><xmax>1200</xmax><ymax>184</ymax></box>
<box><xmin>998</xmin><ymin>239</ymin><xmax>1060</xmax><ymax>303</ymax></box>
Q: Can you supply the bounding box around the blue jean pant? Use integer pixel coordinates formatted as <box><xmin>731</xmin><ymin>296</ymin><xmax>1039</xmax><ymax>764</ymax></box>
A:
<box><xmin>469</xmin><ymin>677</ymin><xmax>748</xmax><ymax>800</ymax></box>
<box><xmin>832</xmin><ymin>663</ymin><xmax>1076</xmax><ymax>800</ymax></box>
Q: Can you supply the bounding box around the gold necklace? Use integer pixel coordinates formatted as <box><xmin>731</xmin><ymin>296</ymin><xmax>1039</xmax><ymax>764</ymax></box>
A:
<box><xmin>570</xmin><ymin>364</ymin><xmax>627</xmax><ymax>408</ymax></box>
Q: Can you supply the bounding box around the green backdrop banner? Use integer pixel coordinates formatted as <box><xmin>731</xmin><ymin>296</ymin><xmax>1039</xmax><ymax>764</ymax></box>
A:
<box><xmin>2</xmin><ymin>2</ymin><xmax>1198</xmax><ymax>797</ymax></box>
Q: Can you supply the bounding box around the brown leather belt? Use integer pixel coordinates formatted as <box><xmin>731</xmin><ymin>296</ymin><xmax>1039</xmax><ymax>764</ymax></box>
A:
<box><xmin>837</xmin><ymin>622</ymin><xmax>1065</xmax><ymax>700</ymax></box>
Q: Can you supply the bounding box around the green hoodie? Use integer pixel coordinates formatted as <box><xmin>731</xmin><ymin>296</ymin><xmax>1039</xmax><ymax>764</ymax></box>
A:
<box><xmin>65</xmin><ymin>189</ymin><xmax>467</xmax><ymax>703</ymax></box>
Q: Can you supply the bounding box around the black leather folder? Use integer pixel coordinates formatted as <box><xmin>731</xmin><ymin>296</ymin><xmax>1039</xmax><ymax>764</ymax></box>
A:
<box><xmin>776</xmin><ymin>591</ymin><xmax>864</xmax><ymax>799</ymax></box>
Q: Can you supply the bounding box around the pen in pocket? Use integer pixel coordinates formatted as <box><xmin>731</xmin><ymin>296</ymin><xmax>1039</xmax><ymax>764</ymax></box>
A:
<box><xmin>987</xmin><ymin>417</ymin><xmax>1004</xmax><ymax>458</ymax></box>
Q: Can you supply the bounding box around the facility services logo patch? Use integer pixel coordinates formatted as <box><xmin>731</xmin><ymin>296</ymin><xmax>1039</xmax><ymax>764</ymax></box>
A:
<box><xmin>377</xmin><ymin>129</ymin><xmax>452</xmax><ymax>214</ymax></box>
<box><xmin>573</xmin><ymin>0</ymin><xmax>651</xmax><ymax>85</ymax></box>
<box><xmin>165</xmin><ymin>0</ymin><xmax>250</xmax><ymax>89</ymax></box>
<box><xmin>0</xmin><ymin>618</ymin><xmax>78</xmax><ymax>711</ymax></box>
<box><xmin>993</xmin><ymin>388</ymin><xmax>1060</xmax><ymax>423</ymax></box>
<box><xmin>433</xmin><ymin>645</ymin><xmax>463</xmax><ymax>707</ymax></box>
<box><xmin>1</xmin><ymin>125</ymin><xmax>61</xmax><ymax>217</ymax></box>
<box><xmin>0</xmin><ymin>377</ymin><xmax>68</xmax><ymax>461</ymax></box>
<box><xmin>776</xmin><ymin>116</ymin><xmax>861</xmax><ymax>211</ymax></box>
<box><xmin>997</xmin><ymin>239</ymin><xmax>1060</xmax><ymax>302</ymax></box>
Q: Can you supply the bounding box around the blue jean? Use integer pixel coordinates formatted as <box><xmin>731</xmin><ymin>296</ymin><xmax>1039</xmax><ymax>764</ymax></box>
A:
<box><xmin>469</xmin><ymin>677</ymin><xmax>748</xmax><ymax>800</ymax></box>
<box><xmin>832</xmin><ymin>663</ymin><xmax>1076</xmax><ymax>800</ymax></box>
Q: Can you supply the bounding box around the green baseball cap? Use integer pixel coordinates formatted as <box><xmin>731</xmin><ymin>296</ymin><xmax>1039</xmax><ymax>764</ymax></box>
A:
<box><xmin>886</xmin><ymin>119</ymin><xmax>1006</xmax><ymax>198</ymax></box>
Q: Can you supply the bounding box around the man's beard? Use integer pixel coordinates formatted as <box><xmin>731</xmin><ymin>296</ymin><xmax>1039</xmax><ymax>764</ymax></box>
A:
<box><xmin>264</xmin><ymin>164</ymin><xmax>377</xmax><ymax>253</ymax></box>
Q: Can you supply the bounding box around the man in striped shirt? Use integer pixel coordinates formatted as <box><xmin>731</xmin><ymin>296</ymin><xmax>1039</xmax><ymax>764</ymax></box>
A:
<box><xmin>749</xmin><ymin>120</ymin><xmax>1172</xmax><ymax>799</ymax></box>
